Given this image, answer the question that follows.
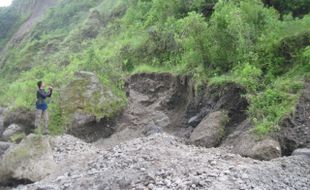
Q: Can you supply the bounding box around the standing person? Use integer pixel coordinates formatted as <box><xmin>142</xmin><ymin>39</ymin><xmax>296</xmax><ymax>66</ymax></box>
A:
<box><xmin>35</xmin><ymin>81</ymin><xmax>53</xmax><ymax>135</ymax></box>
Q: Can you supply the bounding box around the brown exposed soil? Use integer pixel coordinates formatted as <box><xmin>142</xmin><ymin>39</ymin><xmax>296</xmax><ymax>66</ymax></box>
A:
<box><xmin>96</xmin><ymin>73</ymin><xmax>249</xmax><ymax>148</ymax></box>
<box><xmin>97</xmin><ymin>73</ymin><xmax>309</xmax><ymax>159</ymax></box>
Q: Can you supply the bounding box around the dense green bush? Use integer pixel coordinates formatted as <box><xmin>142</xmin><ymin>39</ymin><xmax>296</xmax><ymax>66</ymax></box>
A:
<box><xmin>262</xmin><ymin>0</ymin><xmax>310</xmax><ymax>17</ymax></box>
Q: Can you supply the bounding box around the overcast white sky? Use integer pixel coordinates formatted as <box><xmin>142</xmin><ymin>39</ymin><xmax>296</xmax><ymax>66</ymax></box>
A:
<box><xmin>0</xmin><ymin>0</ymin><xmax>13</xmax><ymax>7</ymax></box>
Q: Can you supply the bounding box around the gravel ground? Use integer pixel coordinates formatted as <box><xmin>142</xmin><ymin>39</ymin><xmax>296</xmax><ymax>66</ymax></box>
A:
<box><xmin>13</xmin><ymin>133</ymin><xmax>310</xmax><ymax>190</ymax></box>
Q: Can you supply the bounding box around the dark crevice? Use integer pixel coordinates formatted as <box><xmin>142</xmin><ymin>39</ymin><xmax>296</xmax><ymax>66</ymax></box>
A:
<box><xmin>1</xmin><ymin>178</ymin><xmax>33</xmax><ymax>188</ymax></box>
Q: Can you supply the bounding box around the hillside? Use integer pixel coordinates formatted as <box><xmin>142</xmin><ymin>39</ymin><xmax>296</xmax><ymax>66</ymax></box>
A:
<box><xmin>0</xmin><ymin>0</ymin><xmax>309</xmax><ymax>189</ymax></box>
<box><xmin>0</xmin><ymin>0</ymin><xmax>309</xmax><ymax>135</ymax></box>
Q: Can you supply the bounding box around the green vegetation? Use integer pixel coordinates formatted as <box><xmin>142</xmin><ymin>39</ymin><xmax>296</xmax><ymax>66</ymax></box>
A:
<box><xmin>0</xmin><ymin>0</ymin><xmax>309</xmax><ymax>135</ymax></box>
<box><xmin>262</xmin><ymin>0</ymin><xmax>310</xmax><ymax>17</ymax></box>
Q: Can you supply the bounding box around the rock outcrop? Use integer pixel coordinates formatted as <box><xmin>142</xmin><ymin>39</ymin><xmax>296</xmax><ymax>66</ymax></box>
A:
<box><xmin>190</xmin><ymin>111</ymin><xmax>228</xmax><ymax>148</ymax></box>
<box><xmin>60</xmin><ymin>71</ymin><xmax>122</xmax><ymax>142</ymax></box>
<box><xmin>0</xmin><ymin>134</ymin><xmax>57</xmax><ymax>186</ymax></box>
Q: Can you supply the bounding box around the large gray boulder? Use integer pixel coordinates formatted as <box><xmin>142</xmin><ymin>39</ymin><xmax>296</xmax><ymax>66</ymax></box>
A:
<box><xmin>0</xmin><ymin>134</ymin><xmax>57</xmax><ymax>186</ymax></box>
<box><xmin>3</xmin><ymin>108</ymin><xmax>35</xmax><ymax>133</ymax></box>
<box><xmin>1</xmin><ymin>123</ymin><xmax>25</xmax><ymax>142</ymax></box>
<box><xmin>249</xmin><ymin>138</ymin><xmax>282</xmax><ymax>160</ymax></box>
<box><xmin>60</xmin><ymin>71</ymin><xmax>123</xmax><ymax>142</ymax></box>
<box><xmin>190</xmin><ymin>111</ymin><xmax>229</xmax><ymax>148</ymax></box>
<box><xmin>222</xmin><ymin>120</ymin><xmax>281</xmax><ymax>160</ymax></box>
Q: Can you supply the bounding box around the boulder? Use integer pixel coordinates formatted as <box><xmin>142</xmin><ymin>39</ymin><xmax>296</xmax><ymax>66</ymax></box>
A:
<box><xmin>292</xmin><ymin>148</ymin><xmax>310</xmax><ymax>158</ymax></box>
<box><xmin>190</xmin><ymin>111</ymin><xmax>229</xmax><ymax>148</ymax></box>
<box><xmin>2</xmin><ymin>123</ymin><xmax>24</xmax><ymax>142</ymax></box>
<box><xmin>222</xmin><ymin>120</ymin><xmax>281</xmax><ymax>160</ymax></box>
<box><xmin>0</xmin><ymin>141</ymin><xmax>12</xmax><ymax>158</ymax></box>
<box><xmin>3</xmin><ymin>108</ymin><xmax>35</xmax><ymax>133</ymax></box>
<box><xmin>250</xmin><ymin>138</ymin><xmax>282</xmax><ymax>160</ymax></box>
<box><xmin>60</xmin><ymin>71</ymin><xmax>122</xmax><ymax>141</ymax></box>
<box><xmin>0</xmin><ymin>134</ymin><xmax>57</xmax><ymax>186</ymax></box>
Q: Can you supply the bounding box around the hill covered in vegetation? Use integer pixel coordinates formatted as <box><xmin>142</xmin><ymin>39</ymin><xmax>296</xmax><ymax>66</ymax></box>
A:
<box><xmin>0</xmin><ymin>0</ymin><xmax>309</xmax><ymax>135</ymax></box>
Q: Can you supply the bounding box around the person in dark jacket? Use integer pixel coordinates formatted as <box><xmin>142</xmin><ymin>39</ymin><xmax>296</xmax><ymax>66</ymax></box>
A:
<box><xmin>35</xmin><ymin>81</ymin><xmax>53</xmax><ymax>135</ymax></box>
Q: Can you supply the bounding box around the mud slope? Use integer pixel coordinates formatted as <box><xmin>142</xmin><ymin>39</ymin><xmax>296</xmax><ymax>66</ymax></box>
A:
<box><xmin>95</xmin><ymin>73</ymin><xmax>248</xmax><ymax>149</ymax></box>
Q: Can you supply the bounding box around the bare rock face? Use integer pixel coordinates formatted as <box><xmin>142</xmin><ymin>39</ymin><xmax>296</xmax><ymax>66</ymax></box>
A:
<box><xmin>190</xmin><ymin>111</ymin><xmax>229</xmax><ymax>148</ymax></box>
<box><xmin>0</xmin><ymin>134</ymin><xmax>57</xmax><ymax>186</ymax></box>
<box><xmin>222</xmin><ymin>120</ymin><xmax>281</xmax><ymax>160</ymax></box>
<box><xmin>60</xmin><ymin>71</ymin><xmax>122</xmax><ymax>142</ymax></box>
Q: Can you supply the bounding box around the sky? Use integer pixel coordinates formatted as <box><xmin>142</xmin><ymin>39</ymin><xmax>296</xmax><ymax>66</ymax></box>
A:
<box><xmin>0</xmin><ymin>0</ymin><xmax>13</xmax><ymax>7</ymax></box>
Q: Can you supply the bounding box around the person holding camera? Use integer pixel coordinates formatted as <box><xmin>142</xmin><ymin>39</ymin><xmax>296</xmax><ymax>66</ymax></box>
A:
<box><xmin>35</xmin><ymin>81</ymin><xmax>53</xmax><ymax>135</ymax></box>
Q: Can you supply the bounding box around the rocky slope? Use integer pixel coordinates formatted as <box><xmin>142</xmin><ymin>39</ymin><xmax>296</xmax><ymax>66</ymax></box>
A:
<box><xmin>9</xmin><ymin>133</ymin><xmax>310</xmax><ymax>190</ymax></box>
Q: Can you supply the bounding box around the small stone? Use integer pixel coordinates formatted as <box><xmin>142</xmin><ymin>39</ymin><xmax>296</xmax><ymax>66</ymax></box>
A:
<box><xmin>210</xmin><ymin>160</ymin><xmax>217</xmax><ymax>166</ymax></box>
<box><xmin>164</xmin><ymin>179</ymin><xmax>171</xmax><ymax>187</ymax></box>
<box><xmin>241</xmin><ymin>174</ymin><xmax>249</xmax><ymax>179</ymax></box>
<box><xmin>148</xmin><ymin>183</ymin><xmax>155</xmax><ymax>189</ymax></box>
<box><xmin>208</xmin><ymin>173</ymin><xmax>217</xmax><ymax>178</ymax></box>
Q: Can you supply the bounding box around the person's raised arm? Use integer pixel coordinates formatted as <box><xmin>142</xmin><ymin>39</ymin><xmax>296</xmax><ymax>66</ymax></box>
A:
<box><xmin>38</xmin><ymin>88</ymin><xmax>52</xmax><ymax>98</ymax></box>
<box><xmin>47</xmin><ymin>87</ymin><xmax>53</xmax><ymax>97</ymax></box>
